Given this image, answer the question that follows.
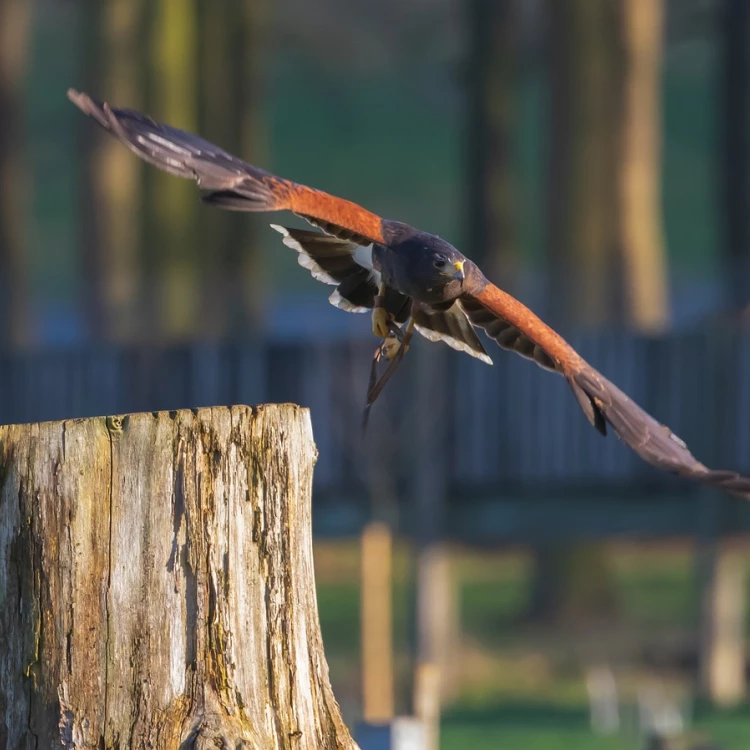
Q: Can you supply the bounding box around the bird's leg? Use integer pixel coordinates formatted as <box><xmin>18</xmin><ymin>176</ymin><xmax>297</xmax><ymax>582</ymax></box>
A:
<box><xmin>381</xmin><ymin>335</ymin><xmax>402</xmax><ymax>361</ymax></box>
<box><xmin>362</xmin><ymin>316</ymin><xmax>416</xmax><ymax>431</ymax></box>
<box><xmin>382</xmin><ymin>317</ymin><xmax>415</xmax><ymax>360</ymax></box>
<box><xmin>371</xmin><ymin>282</ymin><xmax>391</xmax><ymax>338</ymax></box>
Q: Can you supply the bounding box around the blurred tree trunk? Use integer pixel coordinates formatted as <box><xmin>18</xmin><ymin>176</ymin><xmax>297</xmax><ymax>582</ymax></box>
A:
<box><xmin>720</xmin><ymin>0</ymin><xmax>750</xmax><ymax>314</ymax></box>
<box><xmin>197</xmin><ymin>0</ymin><xmax>267</xmax><ymax>338</ymax></box>
<box><xmin>531</xmin><ymin>0</ymin><xmax>668</xmax><ymax>620</ymax></box>
<box><xmin>197</xmin><ymin>0</ymin><xmax>236</xmax><ymax>338</ymax></box>
<box><xmin>143</xmin><ymin>0</ymin><xmax>199</xmax><ymax>341</ymax></box>
<box><xmin>617</xmin><ymin>0</ymin><xmax>669</xmax><ymax>332</ymax></box>
<box><xmin>79</xmin><ymin>0</ymin><xmax>145</xmax><ymax>341</ymax></box>
<box><xmin>534</xmin><ymin>0</ymin><xmax>626</xmax><ymax>625</ymax></box>
<box><xmin>0</xmin><ymin>0</ymin><xmax>32</xmax><ymax>348</ymax></box>
<box><xmin>466</xmin><ymin>0</ymin><xmax>518</xmax><ymax>287</ymax></box>
<box><xmin>236</xmin><ymin>0</ymin><xmax>269</xmax><ymax>333</ymax></box>
<box><xmin>77</xmin><ymin>0</ymin><xmax>105</xmax><ymax>339</ymax></box>
<box><xmin>546</xmin><ymin>0</ymin><xmax>621</xmax><ymax>327</ymax></box>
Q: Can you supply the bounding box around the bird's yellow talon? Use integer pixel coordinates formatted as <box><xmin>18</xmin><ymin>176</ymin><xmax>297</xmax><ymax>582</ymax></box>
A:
<box><xmin>372</xmin><ymin>307</ymin><xmax>390</xmax><ymax>338</ymax></box>
<box><xmin>382</xmin><ymin>337</ymin><xmax>408</xmax><ymax>360</ymax></box>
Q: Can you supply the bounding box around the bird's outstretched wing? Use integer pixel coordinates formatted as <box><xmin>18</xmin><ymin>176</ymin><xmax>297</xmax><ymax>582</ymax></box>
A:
<box><xmin>462</xmin><ymin>282</ymin><xmax>750</xmax><ymax>499</ymax></box>
<box><xmin>67</xmin><ymin>89</ymin><xmax>386</xmax><ymax>245</ymax></box>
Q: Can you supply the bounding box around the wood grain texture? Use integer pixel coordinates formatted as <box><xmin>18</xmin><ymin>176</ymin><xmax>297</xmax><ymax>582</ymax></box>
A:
<box><xmin>0</xmin><ymin>404</ymin><xmax>358</xmax><ymax>749</ymax></box>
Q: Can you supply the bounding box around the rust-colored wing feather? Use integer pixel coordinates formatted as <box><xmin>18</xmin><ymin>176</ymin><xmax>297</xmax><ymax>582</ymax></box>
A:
<box><xmin>463</xmin><ymin>282</ymin><xmax>750</xmax><ymax>499</ymax></box>
<box><xmin>67</xmin><ymin>88</ymin><xmax>385</xmax><ymax>244</ymax></box>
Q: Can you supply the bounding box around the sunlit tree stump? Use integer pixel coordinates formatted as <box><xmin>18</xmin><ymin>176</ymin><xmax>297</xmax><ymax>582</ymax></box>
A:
<box><xmin>0</xmin><ymin>405</ymin><xmax>359</xmax><ymax>749</ymax></box>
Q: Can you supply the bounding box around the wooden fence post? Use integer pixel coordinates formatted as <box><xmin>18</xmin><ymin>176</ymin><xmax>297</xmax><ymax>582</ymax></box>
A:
<box><xmin>697</xmin><ymin>538</ymin><xmax>747</xmax><ymax>706</ymax></box>
<box><xmin>695</xmin><ymin>490</ymin><xmax>746</xmax><ymax>707</ymax></box>
<box><xmin>0</xmin><ymin>405</ymin><xmax>359</xmax><ymax>749</ymax></box>
<box><xmin>361</xmin><ymin>520</ymin><xmax>395</xmax><ymax>723</ymax></box>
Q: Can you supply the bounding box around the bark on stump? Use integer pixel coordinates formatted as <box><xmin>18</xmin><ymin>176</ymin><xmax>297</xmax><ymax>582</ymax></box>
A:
<box><xmin>0</xmin><ymin>405</ymin><xmax>358</xmax><ymax>749</ymax></box>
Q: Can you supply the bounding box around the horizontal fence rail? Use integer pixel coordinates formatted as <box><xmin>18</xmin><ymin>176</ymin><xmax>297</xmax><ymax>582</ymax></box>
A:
<box><xmin>1</xmin><ymin>331</ymin><xmax>749</xmax><ymax>540</ymax></box>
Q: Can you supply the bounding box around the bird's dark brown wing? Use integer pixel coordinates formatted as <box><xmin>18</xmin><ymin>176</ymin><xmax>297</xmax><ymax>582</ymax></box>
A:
<box><xmin>462</xmin><ymin>282</ymin><xmax>750</xmax><ymax>498</ymax></box>
<box><xmin>270</xmin><ymin>225</ymin><xmax>410</xmax><ymax>318</ymax></box>
<box><xmin>412</xmin><ymin>305</ymin><xmax>492</xmax><ymax>364</ymax></box>
<box><xmin>67</xmin><ymin>89</ymin><xmax>386</xmax><ymax>245</ymax></box>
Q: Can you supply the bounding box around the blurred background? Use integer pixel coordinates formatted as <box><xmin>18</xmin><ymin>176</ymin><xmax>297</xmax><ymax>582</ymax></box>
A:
<box><xmin>1</xmin><ymin>0</ymin><xmax>750</xmax><ymax>747</ymax></box>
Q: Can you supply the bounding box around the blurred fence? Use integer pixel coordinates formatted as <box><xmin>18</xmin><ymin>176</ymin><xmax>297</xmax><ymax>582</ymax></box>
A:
<box><xmin>1</xmin><ymin>329</ymin><xmax>750</xmax><ymax>542</ymax></box>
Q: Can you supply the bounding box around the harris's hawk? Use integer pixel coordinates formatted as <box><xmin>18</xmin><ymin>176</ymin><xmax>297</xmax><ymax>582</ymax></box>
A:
<box><xmin>68</xmin><ymin>88</ymin><xmax>750</xmax><ymax>500</ymax></box>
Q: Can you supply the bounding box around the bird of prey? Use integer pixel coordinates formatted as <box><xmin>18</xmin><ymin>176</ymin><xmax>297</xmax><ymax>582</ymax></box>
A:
<box><xmin>68</xmin><ymin>88</ymin><xmax>750</xmax><ymax>499</ymax></box>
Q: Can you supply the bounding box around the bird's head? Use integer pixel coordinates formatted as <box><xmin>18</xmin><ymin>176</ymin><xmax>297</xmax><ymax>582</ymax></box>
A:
<box><xmin>406</xmin><ymin>236</ymin><xmax>474</xmax><ymax>303</ymax></box>
<box><xmin>430</xmin><ymin>250</ymin><xmax>466</xmax><ymax>282</ymax></box>
<box><xmin>381</xmin><ymin>227</ymin><xmax>486</xmax><ymax>304</ymax></box>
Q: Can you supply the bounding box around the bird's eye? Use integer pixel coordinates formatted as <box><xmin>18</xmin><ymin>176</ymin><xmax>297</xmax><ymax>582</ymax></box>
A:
<box><xmin>433</xmin><ymin>259</ymin><xmax>446</xmax><ymax>269</ymax></box>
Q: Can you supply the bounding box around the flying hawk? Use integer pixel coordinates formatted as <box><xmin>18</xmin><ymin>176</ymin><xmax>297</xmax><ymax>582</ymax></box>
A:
<box><xmin>68</xmin><ymin>88</ymin><xmax>750</xmax><ymax>500</ymax></box>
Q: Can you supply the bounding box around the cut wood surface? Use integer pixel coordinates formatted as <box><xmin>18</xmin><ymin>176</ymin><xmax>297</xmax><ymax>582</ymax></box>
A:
<box><xmin>0</xmin><ymin>404</ymin><xmax>359</xmax><ymax>749</ymax></box>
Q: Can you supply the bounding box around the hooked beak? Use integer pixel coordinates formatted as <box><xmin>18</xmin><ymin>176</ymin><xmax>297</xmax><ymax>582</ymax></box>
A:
<box><xmin>439</xmin><ymin>259</ymin><xmax>465</xmax><ymax>281</ymax></box>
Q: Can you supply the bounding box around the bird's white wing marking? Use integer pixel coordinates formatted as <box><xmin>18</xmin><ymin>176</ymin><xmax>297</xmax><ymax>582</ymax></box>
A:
<box><xmin>270</xmin><ymin>224</ymin><xmax>340</xmax><ymax>284</ymax></box>
<box><xmin>353</xmin><ymin>244</ymin><xmax>373</xmax><ymax>270</ymax></box>
<box><xmin>353</xmin><ymin>243</ymin><xmax>381</xmax><ymax>286</ymax></box>
<box><xmin>328</xmin><ymin>288</ymin><xmax>370</xmax><ymax>313</ymax></box>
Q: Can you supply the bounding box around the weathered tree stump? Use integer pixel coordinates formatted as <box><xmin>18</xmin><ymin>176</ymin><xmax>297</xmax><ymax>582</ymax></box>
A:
<box><xmin>0</xmin><ymin>405</ymin><xmax>359</xmax><ymax>749</ymax></box>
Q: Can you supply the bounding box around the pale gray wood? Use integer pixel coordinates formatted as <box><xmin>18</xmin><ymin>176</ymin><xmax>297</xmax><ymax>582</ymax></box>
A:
<box><xmin>0</xmin><ymin>404</ymin><xmax>359</xmax><ymax>749</ymax></box>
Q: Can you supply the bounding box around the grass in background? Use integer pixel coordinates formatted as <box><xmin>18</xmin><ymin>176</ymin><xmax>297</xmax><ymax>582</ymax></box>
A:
<box><xmin>441</xmin><ymin>701</ymin><xmax>750</xmax><ymax>750</ymax></box>
<box><xmin>442</xmin><ymin>703</ymin><xmax>633</xmax><ymax>750</ymax></box>
<box><xmin>314</xmin><ymin>539</ymin><xmax>750</xmax><ymax>749</ymax></box>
